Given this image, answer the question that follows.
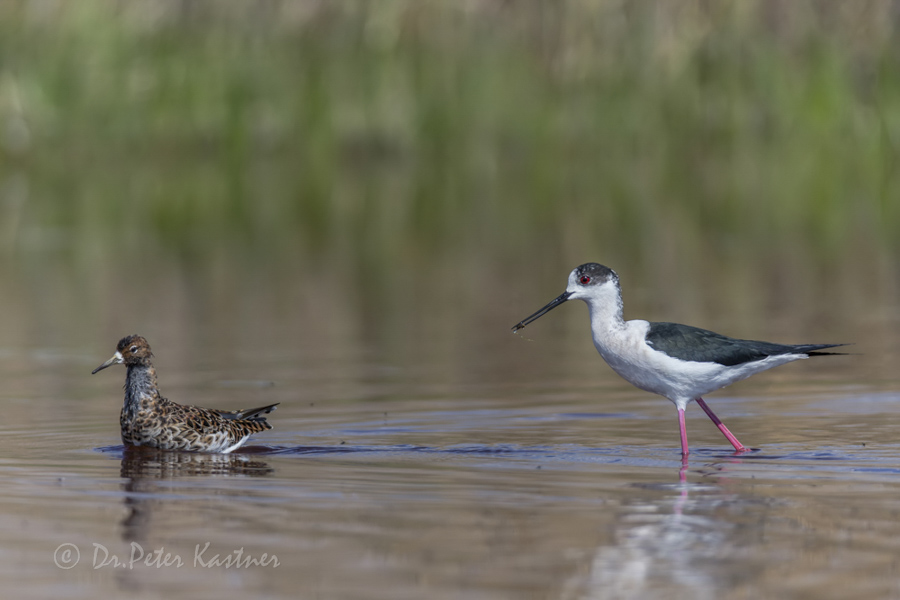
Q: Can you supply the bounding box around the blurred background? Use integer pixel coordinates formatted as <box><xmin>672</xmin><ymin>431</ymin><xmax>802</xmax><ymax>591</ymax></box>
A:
<box><xmin>2</xmin><ymin>3</ymin><xmax>900</xmax><ymax>599</ymax></box>
<box><xmin>0</xmin><ymin>0</ymin><xmax>897</xmax><ymax>368</ymax></box>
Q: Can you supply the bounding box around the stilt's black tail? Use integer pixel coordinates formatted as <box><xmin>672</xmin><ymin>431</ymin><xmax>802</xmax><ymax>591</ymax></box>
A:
<box><xmin>794</xmin><ymin>343</ymin><xmax>850</xmax><ymax>357</ymax></box>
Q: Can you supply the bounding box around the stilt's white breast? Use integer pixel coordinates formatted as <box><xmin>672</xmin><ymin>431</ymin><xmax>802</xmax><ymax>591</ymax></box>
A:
<box><xmin>564</xmin><ymin>266</ymin><xmax>812</xmax><ymax>412</ymax></box>
<box><xmin>590</xmin><ymin>319</ymin><xmax>808</xmax><ymax>411</ymax></box>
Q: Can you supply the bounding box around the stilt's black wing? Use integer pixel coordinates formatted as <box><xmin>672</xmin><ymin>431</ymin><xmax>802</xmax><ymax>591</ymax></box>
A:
<box><xmin>645</xmin><ymin>322</ymin><xmax>845</xmax><ymax>367</ymax></box>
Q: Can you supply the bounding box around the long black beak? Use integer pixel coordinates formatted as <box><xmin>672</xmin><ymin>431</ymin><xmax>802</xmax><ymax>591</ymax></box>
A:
<box><xmin>511</xmin><ymin>291</ymin><xmax>572</xmax><ymax>332</ymax></box>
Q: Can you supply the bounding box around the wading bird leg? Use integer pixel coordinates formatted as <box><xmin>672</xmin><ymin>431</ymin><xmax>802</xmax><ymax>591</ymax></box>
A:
<box><xmin>696</xmin><ymin>397</ymin><xmax>747</xmax><ymax>452</ymax></box>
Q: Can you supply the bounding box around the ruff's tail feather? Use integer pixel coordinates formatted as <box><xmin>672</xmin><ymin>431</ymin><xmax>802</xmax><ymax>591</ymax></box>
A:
<box><xmin>214</xmin><ymin>403</ymin><xmax>280</xmax><ymax>421</ymax></box>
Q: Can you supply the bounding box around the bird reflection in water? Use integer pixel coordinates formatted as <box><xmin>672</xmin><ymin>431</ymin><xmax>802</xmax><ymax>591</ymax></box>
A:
<box><xmin>119</xmin><ymin>445</ymin><xmax>273</xmax><ymax>543</ymax></box>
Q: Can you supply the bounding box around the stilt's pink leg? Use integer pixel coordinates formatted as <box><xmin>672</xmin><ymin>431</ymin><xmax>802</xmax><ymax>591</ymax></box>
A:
<box><xmin>696</xmin><ymin>397</ymin><xmax>748</xmax><ymax>452</ymax></box>
<box><xmin>678</xmin><ymin>408</ymin><xmax>689</xmax><ymax>457</ymax></box>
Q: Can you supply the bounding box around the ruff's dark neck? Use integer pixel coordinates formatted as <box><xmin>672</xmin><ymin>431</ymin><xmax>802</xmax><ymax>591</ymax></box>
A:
<box><xmin>123</xmin><ymin>362</ymin><xmax>159</xmax><ymax>415</ymax></box>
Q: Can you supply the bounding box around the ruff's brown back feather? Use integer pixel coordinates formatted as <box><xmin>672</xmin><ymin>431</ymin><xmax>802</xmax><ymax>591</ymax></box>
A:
<box><xmin>94</xmin><ymin>335</ymin><xmax>279</xmax><ymax>453</ymax></box>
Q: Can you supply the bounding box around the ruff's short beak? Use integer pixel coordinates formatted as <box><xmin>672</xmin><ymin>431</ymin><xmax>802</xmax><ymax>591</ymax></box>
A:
<box><xmin>92</xmin><ymin>351</ymin><xmax>123</xmax><ymax>374</ymax></box>
<box><xmin>511</xmin><ymin>291</ymin><xmax>573</xmax><ymax>332</ymax></box>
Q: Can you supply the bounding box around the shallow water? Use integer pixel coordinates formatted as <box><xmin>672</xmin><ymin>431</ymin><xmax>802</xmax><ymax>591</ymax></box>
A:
<box><xmin>1</xmin><ymin>310</ymin><xmax>897</xmax><ymax>600</ymax></box>
<box><xmin>4</xmin><ymin>2</ymin><xmax>900</xmax><ymax>596</ymax></box>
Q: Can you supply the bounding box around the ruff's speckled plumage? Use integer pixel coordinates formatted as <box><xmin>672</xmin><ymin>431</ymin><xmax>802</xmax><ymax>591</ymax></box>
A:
<box><xmin>92</xmin><ymin>335</ymin><xmax>278</xmax><ymax>453</ymax></box>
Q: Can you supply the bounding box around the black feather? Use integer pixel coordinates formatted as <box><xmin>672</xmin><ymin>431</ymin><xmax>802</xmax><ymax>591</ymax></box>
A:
<box><xmin>645</xmin><ymin>322</ymin><xmax>846</xmax><ymax>366</ymax></box>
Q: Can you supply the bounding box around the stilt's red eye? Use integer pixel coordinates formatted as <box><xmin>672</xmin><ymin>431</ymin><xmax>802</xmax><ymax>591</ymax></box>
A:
<box><xmin>580</xmin><ymin>276</ymin><xmax>591</xmax><ymax>284</ymax></box>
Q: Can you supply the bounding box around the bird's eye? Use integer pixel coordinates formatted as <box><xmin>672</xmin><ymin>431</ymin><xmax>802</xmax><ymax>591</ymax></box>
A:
<box><xmin>580</xmin><ymin>276</ymin><xmax>591</xmax><ymax>284</ymax></box>
<box><xmin>130</xmin><ymin>346</ymin><xmax>138</xmax><ymax>353</ymax></box>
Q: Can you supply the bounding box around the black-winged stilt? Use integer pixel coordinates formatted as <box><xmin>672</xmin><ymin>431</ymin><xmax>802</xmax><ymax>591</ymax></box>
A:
<box><xmin>512</xmin><ymin>263</ymin><xmax>845</xmax><ymax>456</ymax></box>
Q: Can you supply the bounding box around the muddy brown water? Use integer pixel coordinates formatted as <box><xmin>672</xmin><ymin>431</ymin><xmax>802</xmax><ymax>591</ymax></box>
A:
<box><xmin>0</xmin><ymin>261</ymin><xmax>895</xmax><ymax>599</ymax></box>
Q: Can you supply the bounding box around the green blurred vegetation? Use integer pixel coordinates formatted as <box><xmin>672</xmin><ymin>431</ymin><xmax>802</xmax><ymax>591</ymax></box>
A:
<box><xmin>0</xmin><ymin>0</ymin><xmax>898</xmax><ymax>294</ymax></box>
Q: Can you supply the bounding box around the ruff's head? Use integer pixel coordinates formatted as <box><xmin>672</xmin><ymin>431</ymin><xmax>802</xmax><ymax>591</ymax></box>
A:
<box><xmin>92</xmin><ymin>335</ymin><xmax>154</xmax><ymax>374</ymax></box>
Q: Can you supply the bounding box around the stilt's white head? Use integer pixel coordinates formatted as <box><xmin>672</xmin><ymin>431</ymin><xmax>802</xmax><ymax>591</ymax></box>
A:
<box><xmin>564</xmin><ymin>263</ymin><xmax>620</xmax><ymax>301</ymax></box>
<box><xmin>512</xmin><ymin>263</ymin><xmax>621</xmax><ymax>332</ymax></box>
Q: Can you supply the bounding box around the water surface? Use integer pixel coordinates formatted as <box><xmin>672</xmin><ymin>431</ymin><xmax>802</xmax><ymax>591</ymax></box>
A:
<box><xmin>0</xmin><ymin>4</ymin><xmax>898</xmax><ymax>596</ymax></box>
<box><xmin>1</xmin><ymin>314</ymin><xmax>895</xmax><ymax>599</ymax></box>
